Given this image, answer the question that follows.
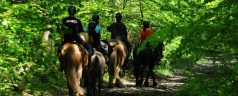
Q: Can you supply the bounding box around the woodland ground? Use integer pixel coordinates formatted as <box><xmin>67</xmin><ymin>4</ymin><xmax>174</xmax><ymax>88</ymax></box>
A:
<box><xmin>48</xmin><ymin>62</ymin><xmax>187</xmax><ymax>96</ymax></box>
<box><xmin>45</xmin><ymin>60</ymin><xmax>221</xmax><ymax>96</ymax></box>
<box><xmin>19</xmin><ymin>58</ymin><xmax>223</xmax><ymax>96</ymax></box>
<box><xmin>100</xmin><ymin>73</ymin><xmax>186</xmax><ymax>96</ymax></box>
<box><xmin>99</xmin><ymin>60</ymin><xmax>222</xmax><ymax>96</ymax></box>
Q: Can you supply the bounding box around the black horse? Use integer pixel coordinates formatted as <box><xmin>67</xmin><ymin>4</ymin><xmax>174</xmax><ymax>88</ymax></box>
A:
<box><xmin>133</xmin><ymin>42</ymin><xmax>164</xmax><ymax>87</ymax></box>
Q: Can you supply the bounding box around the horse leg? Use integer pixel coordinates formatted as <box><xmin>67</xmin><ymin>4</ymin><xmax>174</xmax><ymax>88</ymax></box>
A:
<box><xmin>135</xmin><ymin>76</ymin><xmax>139</xmax><ymax>87</ymax></box>
<box><xmin>115</xmin><ymin>64</ymin><xmax>123</xmax><ymax>87</ymax></box>
<box><xmin>115</xmin><ymin>58</ymin><xmax>126</xmax><ymax>87</ymax></box>
<box><xmin>151</xmin><ymin>71</ymin><xmax>157</xmax><ymax>87</ymax></box>
<box><xmin>67</xmin><ymin>82</ymin><xmax>74</xmax><ymax>96</ymax></box>
<box><xmin>151</xmin><ymin>72</ymin><xmax>157</xmax><ymax>87</ymax></box>
<box><xmin>150</xmin><ymin>65</ymin><xmax>157</xmax><ymax>87</ymax></box>
<box><xmin>98</xmin><ymin>73</ymin><xmax>103</xmax><ymax>95</ymax></box>
<box><xmin>144</xmin><ymin>59</ymin><xmax>151</xmax><ymax>87</ymax></box>
<box><xmin>115</xmin><ymin>53</ymin><xmax>126</xmax><ymax>87</ymax></box>
<box><xmin>138</xmin><ymin>64</ymin><xmax>145</xmax><ymax>87</ymax></box>
<box><xmin>76</xmin><ymin>64</ymin><xmax>85</xmax><ymax>96</ymax></box>
<box><xmin>144</xmin><ymin>66</ymin><xmax>150</xmax><ymax>87</ymax></box>
<box><xmin>134</xmin><ymin>63</ymin><xmax>140</xmax><ymax>87</ymax></box>
<box><xmin>108</xmin><ymin>53</ymin><xmax>116</xmax><ymax>87</ymax></box>
<box><xmin>92</xmin><ymin>76</ymin><xmax>97</xmax><ymax>96</ymax></box>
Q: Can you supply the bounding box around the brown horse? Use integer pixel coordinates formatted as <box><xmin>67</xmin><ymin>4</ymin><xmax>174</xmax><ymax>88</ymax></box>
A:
<box><xmin>108</xmin><ymin>39</ymin><xmax>128</xmax><ymax>87</ymax></box>
<box><xmin>60</xmin><ymin>43</ymin><xmax>88</xmax><ymax>96</ymax></box>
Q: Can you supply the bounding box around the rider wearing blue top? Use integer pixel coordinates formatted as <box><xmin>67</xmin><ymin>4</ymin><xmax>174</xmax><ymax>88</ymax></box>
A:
<box><xmin>87</xmin><ymin>14</ymin><xmax>102</xmax><ymax>49</ymax></box>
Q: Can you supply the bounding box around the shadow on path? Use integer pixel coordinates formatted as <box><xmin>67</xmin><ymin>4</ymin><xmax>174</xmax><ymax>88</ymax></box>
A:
<box><xmin>101</xmin><ymin>75</ymin><xmax>186</xmax><ymax>96</ymax></box>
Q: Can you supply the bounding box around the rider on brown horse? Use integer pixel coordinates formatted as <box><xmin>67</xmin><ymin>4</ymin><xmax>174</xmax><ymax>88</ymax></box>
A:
<box><xmin>107</xmin><ymin>13</ymin><xmax>131</xmax><ymax>52</ymax></box>
<box><xmin>59</xmin><ymin>5</ymin><xmax>93</xmax><ymax>71</ymax></box>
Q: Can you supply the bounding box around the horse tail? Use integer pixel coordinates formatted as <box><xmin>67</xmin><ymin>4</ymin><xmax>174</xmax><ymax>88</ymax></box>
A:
<box><xmin>63</xmin><ymin>45</ymin><xmax>85</xmax><ymax>95</ymax></box>
<box><xmin>95</xmin><ymin>56</ymin><xmax>102</xmax><ymax>82</ymax></box>
<box><xmin>120</xmin><ymin>42</ymin><xmax>127</xmax><ymax>66</ymax></box>
<box><xmin>116</xmin><ymin>47</ymin><xmax>121</xmax><ymax>67</ymax></box>
<box><xmin>95</xmin><ymin>56</ymin><xmax>100</xmax><ymax>69</ymax></box>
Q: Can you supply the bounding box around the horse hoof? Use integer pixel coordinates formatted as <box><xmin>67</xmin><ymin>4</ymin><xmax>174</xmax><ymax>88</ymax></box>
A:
<box><xmin>135</xmin><ymin>83</ymin><xmax>139</xmax><ymax>87</ymax></box>
<box><xmin>115</xmin><ymin>79</ymin><xmax>126</xmax><ymax>88</ymax></box>
<box><xmin>115</xmin><ymin>83</ymin><xmax>126</xmax><ymax>88</ymax></box>
<box><xmin>153</xmin><ymin>82</ymin><xmax>157</xmax><ymax>87</ymax></box>
<box><xmin>107</xmin><ymin>84</ymin><xmax>114</xmax><ymax>88</ymax></box>
<box><xmin>143</xmin><ymin>82</ymin><xmax>149</xmax><ymax>87</ymax></box>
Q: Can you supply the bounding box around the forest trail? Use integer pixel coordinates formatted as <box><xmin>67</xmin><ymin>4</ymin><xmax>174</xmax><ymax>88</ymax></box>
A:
<box><xmin>55</xmin><ymin>59</ymin><xmax>221</xmax><ymax>96</ymax></box>
<box><xmin>100</xmin><ymin>73</ymin><xmax>186</xmax><ymax>96</ymax></box>
<box><xmin>100</xmin><ymin>58</ymin><xmax>219</xmax><ymax>96</ymax></box>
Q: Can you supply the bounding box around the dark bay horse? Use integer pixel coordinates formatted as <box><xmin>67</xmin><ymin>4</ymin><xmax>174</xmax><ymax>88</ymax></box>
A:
<box><xmin>60</xmin><ymin>43</ymin><xmax>88</xmax><ymax>96</ymax></box>
<box><xmin>85</xmin><ymin>50</ymin><xmax>107</xmax><ymax>96</ymax></box>
<box><xmin>80</xmin><ymin>32</ymin><xmax>109</xmax><ymax>95</ymax></box>
<box><xmin>133</xmin><ymin>42</ymin><xmax>164</xmax><ymax>87</ymax></box>
<box><xmin>107</xmin><ymin>39</ymin><xmax>128</xmax><ymax>87</ymax></box>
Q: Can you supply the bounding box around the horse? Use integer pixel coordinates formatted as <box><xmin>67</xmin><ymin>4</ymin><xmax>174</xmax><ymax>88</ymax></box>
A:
<box><xmin>133</xmin><ymin>42</ymin><xmax>164</xmax><ymax>87</ymax></box>
<box><xmin>85</xmin><ymin>50</ymin><xmax>107</xmax><ymax>96</ymax></box>
<box><xmin>107</xmin><ymin>39</ymin><xmax>128</xmax><ymax>87</ymax></box>
<box><xmin>80</xmin><ymin>32</ymin><xmax>109</xmax><ymax>95</ymax></box>
<box><xmin>59</xmin><ymin>42</ymin><xmax>88</xmax><ymax>96</ymax></box>
<box><xmin>80</xmin><ymin>31</ymin><xmax>129</xmax><ymax>88</ymax></box>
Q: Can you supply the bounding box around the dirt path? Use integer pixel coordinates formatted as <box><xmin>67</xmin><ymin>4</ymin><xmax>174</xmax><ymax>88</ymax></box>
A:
<box><xmin>101</xmin><ymin>74</ymin><xmax>186</xmax><ymax>96</ymax></box>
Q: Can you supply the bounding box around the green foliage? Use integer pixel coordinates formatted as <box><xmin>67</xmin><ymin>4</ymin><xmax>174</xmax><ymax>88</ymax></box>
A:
<box><xmin>155</xmin><ymin>63</ymin><xmax>173</xmax><ymax>76</ymax></box>
<box><xmin>179</xmin><ymin>63</ymin><xmax>238</xmax><ymax>96</ymax></box>
<box><xmin>0</xmin><ymin>2</ymin><xmax>65</xmax><ymax>95</ymax></box>
<box><xmin>0</xmin><ymin>0</ymin><xmax>238</xmax><ymax>95</ymax></box>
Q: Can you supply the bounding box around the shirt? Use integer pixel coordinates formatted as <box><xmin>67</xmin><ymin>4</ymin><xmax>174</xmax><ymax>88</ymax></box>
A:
<box><xmin>107</xmin><ymin>22</ymin><xmax>128</xmax><ymax>41</ymax></box>
<box><xmin>62</xmin><ymin>16</ymin><xmax>83</xmax><ymax>34</ymax></box>
<box><xmin>140</xmin><ymin>28</ymin><xmax>153</xmax><ymax>41</ymax></box>
<box><xmin>86</xmin><ymin>25</ymin><xmax>102</xmax><ymax>34</ymax></box>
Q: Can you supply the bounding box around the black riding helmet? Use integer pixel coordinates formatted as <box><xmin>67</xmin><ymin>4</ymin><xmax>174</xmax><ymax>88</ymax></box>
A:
<box><xmin>68</xmin><ymin>5</ymin><xmax>76</xmax><ymax>15</ymax></box>
<box><xmin>92</xmin><ymin>14</ymin><xmax>99</xmax><ymax>20</ymax></box>
<box><xmin>115</xmin><ymin>13</ymin><xmax>122</xmax><ymax>21</ymax></box>
<box><xmin>92</xmin><ymin>14</ymin><xmax>99</xmax><ymax>24</ymax></box>
<box><xmin>143</xmin><ymin>21</ymin><xmax>150</xmax><ymax>28</ymax></box>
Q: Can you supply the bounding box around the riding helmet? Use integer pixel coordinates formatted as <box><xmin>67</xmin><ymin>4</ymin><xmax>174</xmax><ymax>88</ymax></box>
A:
<box><xmin>143</xmin><ymin>21</ymin><xmax>150</xmax><ymax>28</ymax></box>
<box><xmin>92</xmin><ymin>14</ymin><xmax>99</xmax><ymax>20</ymax></box>
<box><xmin>115</xmin><ymin>13</ymin><xmax>122</xmax><ymax>21</ymax></box>
<box><xmin>68</xmin><ymin>5</ymin><xmax>76</xmax><ymax>15</ymax></box>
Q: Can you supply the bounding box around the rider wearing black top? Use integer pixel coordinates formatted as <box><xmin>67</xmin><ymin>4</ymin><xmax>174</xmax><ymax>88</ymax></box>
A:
<box><xmin>61</xmin><ymin>5</ymin><xmax>84</xmax><ymax>45</ymax></box>
<box><xmin>107</xmin><ymin>13</ymin><xmax>131</xmax><ymax>51</ymax></box>
<box><xmin>59</xmin><ymin>6</ymin><xmax>93</xmax><ymax>71</ymax></box>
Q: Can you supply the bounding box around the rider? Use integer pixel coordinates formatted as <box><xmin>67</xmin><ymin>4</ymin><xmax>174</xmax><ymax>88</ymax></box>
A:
<box><xmin>60</xmin><ymin>5</ymin><xmax>93</xmax><ymax>70</ymax></box>
<box><xmin>107</xmin><ymin>13</ymin><xmax>131</xmax><ymax>51</ymax></box>
<box><xmin>139</xmin><ymin>21</ymin><xmax>153</xmax><ymax>43</ymax></box>
<box><xmin>87</xmin><ymin>14</ymin><xmax>102</xmax><ymax>50</ymax></box>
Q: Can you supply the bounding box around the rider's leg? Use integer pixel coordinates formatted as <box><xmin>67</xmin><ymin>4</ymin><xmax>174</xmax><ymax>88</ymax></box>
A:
<box><xmin>75</xmin><ymin>34</ymin><xmax>94</xmax><ymax>69</ymax></box>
